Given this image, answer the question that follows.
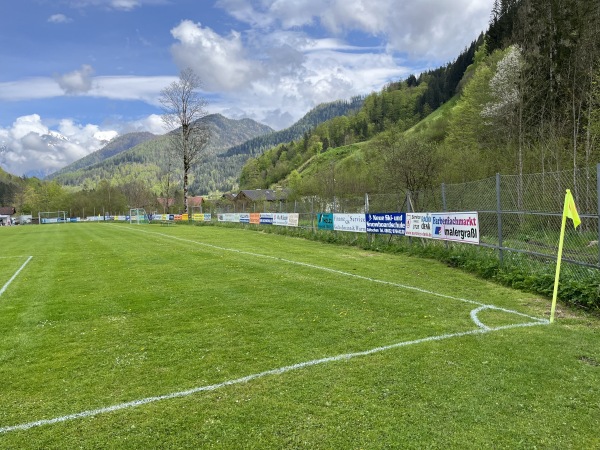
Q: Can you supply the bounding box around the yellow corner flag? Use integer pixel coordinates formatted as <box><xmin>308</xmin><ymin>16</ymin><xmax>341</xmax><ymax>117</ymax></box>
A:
<box><xmin>565</xmin><ymin>189</ymin><xmax>581</xmax><ymax>228</ymax></box>
<box><xmin>550</xmin><ymin>189</ymin><xmax>581</xmax><ymax>323</ymax></box>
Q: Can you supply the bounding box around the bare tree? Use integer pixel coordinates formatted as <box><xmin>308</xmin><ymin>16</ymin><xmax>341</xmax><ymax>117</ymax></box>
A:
<box><xmin>160</xmin><ymin>68</ymin><xmax>210</xmax><ymax>214</ymax></box>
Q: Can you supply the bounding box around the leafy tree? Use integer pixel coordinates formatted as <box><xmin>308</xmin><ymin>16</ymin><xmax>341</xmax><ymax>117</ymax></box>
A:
<box><xmin>369</xmin><ymin>128</ymin><xmax>441</xmax><ymax>207</ymax></box>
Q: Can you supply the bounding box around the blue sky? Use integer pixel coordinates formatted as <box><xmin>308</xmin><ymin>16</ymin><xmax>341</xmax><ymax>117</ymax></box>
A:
<box><xmin>0</xmin><ymin>0</ymin><xmax>493</xmax><ymax>177</ymax></box>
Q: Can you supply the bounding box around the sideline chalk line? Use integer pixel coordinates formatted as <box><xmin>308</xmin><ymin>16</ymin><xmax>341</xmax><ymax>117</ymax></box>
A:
<box><xmin>118</xmin><ymin>225</ymin><xmax>547</xmax><ymax>324</ymax></box>
<box><xmin>0</xmin><ymin>316</ymin><xmax>546</xmax><ymax>434</ymax></box>
<box><xmin>0</xmin><ymin>256</ymin><xmax>32</xmax><ymax>298</ymax></box>
<box><xmin>0</xmin><ymin>227</ymin><xmax>549</xmax><ymax>434</ymax></box>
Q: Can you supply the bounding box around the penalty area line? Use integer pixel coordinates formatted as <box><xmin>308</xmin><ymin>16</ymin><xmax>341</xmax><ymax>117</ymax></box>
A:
<box><xmin>0</xmin><ymin>256</ymin><xmax>32</xmax><ymax>298</ymax></box>
<box><xmin>0</xmin><ymin>319</ymin><xmax>547</xmax><ymax>434</ymax></box>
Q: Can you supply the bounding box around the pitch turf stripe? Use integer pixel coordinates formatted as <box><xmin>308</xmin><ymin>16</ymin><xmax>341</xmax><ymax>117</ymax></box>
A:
<box><xmin>0</xmin><ymin>319</ymin><xmax>547</xmax><ymax>434</ymax></box>
<box><xmin>0</xmin><ymin>256</ymin><xmax>32</xmax><ymax>298</ymax></box>
<box><xmin>118</xmin><ymin>226</ymin><xmax>548</xmax><ymax>325</ymax></box>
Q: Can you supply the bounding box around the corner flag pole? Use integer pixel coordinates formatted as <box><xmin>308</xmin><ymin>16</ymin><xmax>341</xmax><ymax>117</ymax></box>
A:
<box><xmin>550</xmin><ymin>189</ymin><xmax>581</xmax><ymax>323</ymax></box>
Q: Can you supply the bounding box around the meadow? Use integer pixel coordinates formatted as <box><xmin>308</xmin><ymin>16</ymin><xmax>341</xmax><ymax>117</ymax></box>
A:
<box><xmin>0</xmin><ymin>222</ymin><xmax>598</xmax><ymax>448</ymax></box>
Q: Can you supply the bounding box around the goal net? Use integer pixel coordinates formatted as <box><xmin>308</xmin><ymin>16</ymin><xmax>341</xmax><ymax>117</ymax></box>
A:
<box><xmin>129</xmin><ymin>208</ymin><xmax>149</xmax><ymax>224</ymax></box>
<box><xmin>39</xmin><ymin>211</ymin><xmax>67</xmax><ymax>224</ymax></box>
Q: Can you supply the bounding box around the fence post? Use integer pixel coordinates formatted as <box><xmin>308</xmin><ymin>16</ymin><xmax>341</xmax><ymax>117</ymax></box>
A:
<box><xmin>310</xmin><ymin>197</ymin><xmax>314</xmax><ymax>232</ymax></box>
<box><xmin>597</xmin><ymin>164</ymin><xmax>600</xmax><ymax>266</ymax></box>
<box><xmin>496</xmin><ymin>173</ymin><xmax>504</xmax><ymax>266</ymax></box>
<box><xmin>365</xmin><ymin>193</ymin><xmax>371</xmax><ymax>245</ymax></box>
<box><xmin>407</xmin><ymin>191</ymin><xmax>413</xmax><ymax>247</ymax></box>
<box><xmin>441</xmin><ymin>183</ymin><xmax>447</xmax><ymax>212</ymax></box>
<box><xmin>441</xmin><ymin>184</ymin><xmax>447</xmax><ymax>249</ymax></box>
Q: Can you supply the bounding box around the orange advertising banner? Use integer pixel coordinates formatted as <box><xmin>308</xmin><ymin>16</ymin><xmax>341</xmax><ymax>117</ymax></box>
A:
<box><xmin>249</xmin><ymin>213</ymin><xmax>260</xmax><ymax>224</ymax></box>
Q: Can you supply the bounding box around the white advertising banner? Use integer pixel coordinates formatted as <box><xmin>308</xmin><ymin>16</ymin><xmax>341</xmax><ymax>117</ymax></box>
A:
<box><xmin>273</xmin><ymin>213</ymin><xmax>299</xmax><ymax>227</ymax></box>
<box><xmin>333</xmin><ymin>214</ymin><xmax>366</xmax><ymax>233</ymax></box>
<box><xmin>218</xmin><ymin>213</ymin><xmax>240</xmax><ymax>222</ymax></box>
<box><xmin>405</xmin><ymin>213</ymin><xmax>433</xmax><ymax>238</ymax></box>
<box><xmin>431</xmin><ymin>212</ymin><xmax>479</xmax><ymax>244</ymax></box>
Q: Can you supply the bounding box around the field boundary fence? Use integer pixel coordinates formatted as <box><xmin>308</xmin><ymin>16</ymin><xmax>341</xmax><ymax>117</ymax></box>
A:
<box><xmin>207</xmin><ymin>164</ymin><xmax>600</xmax><ymax>281</ymax></box>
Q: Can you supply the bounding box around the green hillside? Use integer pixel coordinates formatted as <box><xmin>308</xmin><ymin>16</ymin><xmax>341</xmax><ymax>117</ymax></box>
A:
<box><xmin>241</xmin><ymin>0</ymin><xmax>600</xmax><ymax>200</ymax></box>
<box><xmin>48</xmin><ymin>132</ymin><xmax>157</xmax><ymax>179</ymax></box>
<box><xmin>52</xmin><ymin>114</ymin><xmax>273</xmax><ymax>194</ymax></box>
<box><xmin>222</xmin><ymin>97</ymin><xmax>364</xmax><ymax>158</ymax></box>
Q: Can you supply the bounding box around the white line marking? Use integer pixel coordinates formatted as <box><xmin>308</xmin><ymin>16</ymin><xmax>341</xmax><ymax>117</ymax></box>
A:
<box><xmin>0</xmin><ymin>227</ymin><xmax>550</xmax><ymax>433</ymax></box>
<box><xmin>0</xmin><ymin>316</ymin><xmax>547</xmax><ymax>434</ymax></box>
<box><xmin>116</xmin><ymin>226</ymin><xmax>548</xmax><ymax>324</ymax></box>
<box><xmin>0</xmin><ymin>256</ymin><xmax>32</xmax><ymax>298</ymax></box>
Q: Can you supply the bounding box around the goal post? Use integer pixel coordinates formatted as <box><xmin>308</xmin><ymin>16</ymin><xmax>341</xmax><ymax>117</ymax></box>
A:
<box><xmin>39</xmin><ymin>211</ymin><xmax>67</xmax><ymax>224</ymax></box>
<box><xmin>129</xmin><ymin>208</ymin><xmax>149</xmax><ymax>225</ymax></box>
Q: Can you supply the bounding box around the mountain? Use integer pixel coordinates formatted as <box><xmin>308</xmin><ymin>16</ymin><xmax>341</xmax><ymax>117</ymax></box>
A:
<box><xmin>222</xmin><ymin>97</ymin><xmax>364</xmax><ymax>158</ymax></box>
<box><xmin>52</xmin><ymin>114</ymin><xmax>273</xmax><ymax>194</ymax></box>
<box><xmin>47</xmin><ymin>131</ymin><xmax>157</xmax><ymax>179</ymax></box>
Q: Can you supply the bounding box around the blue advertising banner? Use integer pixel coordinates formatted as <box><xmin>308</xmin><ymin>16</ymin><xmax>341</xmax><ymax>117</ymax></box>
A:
<box><xmin>259</xmin><ymin>213</ymin><xmax>273</xmax><ymax>225</ymax></box>
<box><xmin>365</xmin><ymin>212</ymin><xmax>406</xmax><ymax>235</ymax></box>
<box><xmin>317</xmin><ymin>213</ymin><xmax>334</xmax><ymax>230</ymax></box>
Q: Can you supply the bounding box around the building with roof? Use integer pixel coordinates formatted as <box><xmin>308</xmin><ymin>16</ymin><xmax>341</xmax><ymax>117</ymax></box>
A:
<box><xmin>0</xmin><ymin>206</ymin><xmax>16</xmax><ymax>225</ymax></box>
<box><xmin>233</xmin><ymin>189</ymin><xmax>290</xmax><ymax>212</ymax></box>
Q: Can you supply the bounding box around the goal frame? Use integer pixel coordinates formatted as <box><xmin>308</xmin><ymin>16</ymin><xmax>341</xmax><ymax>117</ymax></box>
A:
<box><xmin>38</xmin><ymin>211</ymin><xmax>67</xmax><ymax>224</ymax></box>
<box><xmin>129</xmin><ymin>208</ymin><xmax>149</xmax><ymax>225</ymax></box>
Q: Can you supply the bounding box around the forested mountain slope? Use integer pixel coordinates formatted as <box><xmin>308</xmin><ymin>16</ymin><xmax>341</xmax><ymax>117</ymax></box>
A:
<box><xmin>48</xmin><ymin>132</ymin><xmax>157</xmax><ymax>179</ymax></box>
<box><xmin>240</xmin><ymin>0</ymin><xmax>600</xmax><ymax>200</ymax></box>
<box><xmin>52</xmin><ymin>114</ymin><xmax>273</xmax><ymax>194</ymax></box>
<box><xmin>222</xmin><ymin>97</ymin><xmax>364</xmax><ymax>158</ymax></box>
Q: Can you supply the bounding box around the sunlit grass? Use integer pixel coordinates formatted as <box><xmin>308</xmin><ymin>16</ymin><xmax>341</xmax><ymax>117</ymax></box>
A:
<box><xmin>0</xmin><ymin>223</ymin><xmax>598</xmax><ymax>448</ymax></box>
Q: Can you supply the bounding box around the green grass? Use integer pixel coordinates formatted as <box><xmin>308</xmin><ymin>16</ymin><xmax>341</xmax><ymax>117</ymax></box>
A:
<box><xmin>0</xmin><ymin>223</ymin><xmax>599</xmax><ymax>448</ymax></box>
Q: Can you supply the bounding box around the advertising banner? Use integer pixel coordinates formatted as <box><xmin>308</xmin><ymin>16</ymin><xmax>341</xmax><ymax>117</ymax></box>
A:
<box><xmin>192</xmin><ymin>213</ymin><xmax>203</xmax><ymax>221</ymax></box>
<box><xmin>317</xmin><ymin>213</ymin><xmax>334</xmax><ymax>230</ymax></box>
<box><xmin>260</xmin><ymin>213</ymin><xmax>273</xmax><ymax>225</ymax></box>
<box><xmin>218</xmin><ymin>213</ymin><xmax>239</xmax><ymax>222</ymax></box>
<box><xmin>249</xmin><ymin>213</ymin><xmax>260</xmax><ymax>224</ymax></box>
<box><xmin>405</xmin><ymin>213</ymin><xmax>433</xmax><ymax>238</ymax></box>
<box><xmin>333</xmin><ymin>214</ymin><xmax>366</xmax><ymax>233</ymax></box>
<box><xmin>365</xmin><ymin>213</ymin><xmax>406</xmax><ymax>235</ymax></box>
<box><xmin>239</xmin><ymin>213</ymin><xmax>250</xmax><ymax>223</ymax></box>
<box><xmin>273</xmin><ymin>213</ymin><xmax>299</xmax><ymax>227</ymax></box>
<box><xmin>204</xmin><ymin>213</ymin><xmax>212</xmax><ymax>222</ymax></box>
<box><xmin>431</xmin><ymin>212</ymin><xmax>479</xmax><ymax>244</ymax></box>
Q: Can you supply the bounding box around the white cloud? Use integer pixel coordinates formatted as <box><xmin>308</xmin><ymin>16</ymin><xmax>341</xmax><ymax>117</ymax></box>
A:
<box><xmin>91</xmin><ymin>75</ymin><xmax>176</xmax><ymax>104</ymax></box>
<box><xmin>11</xmin><ymin>115</ymin><xmax>49</xmax><ymax>140</ymax></box>
<box><xmin>170</xmin><ymin>20</ymin><xmax>261</xmax><ymax>92</ymax></box>
<box><xmin>48</xmin><ymin>14</ymin><xmax>73</xmax><ymax>24</ymax></box>
<box><xmin>55</xmin><ymin>65</ymin><xmax>95</xmax><ymax>95</ymax></box>
<box><xmin>217</xmin><ymin>0</ymin><xmax>493</xmax><ymax>61</ymax></box>
<box><xmin>0</xmin><ymin>115</ymin><xmax>119</xmax><ymax>177</ymax></box>
<box><xmin>0</xmin><ymin>78</ymin><xmax>63</xmax><ymax>101</ymax></box>
<box><xmin>110</xmin><ymin>0</ymin><xmax>140</xmax><ymax>10</ymax></box>
<box><xmin>0</xmin><ymin>75</ymin><xmax>176</xmax><ymax>105</ymax></box>
<box><xmin>119</xmin><ymin>114</ymin><xmax>170</xmax><ymax>134</ymax></box>
<box><xmin>64</xmin><ymin>0</ymin><xmax>165</xmax><ymax>11</ymax></box>
<box><xmin>169</xmin><ymin>20</ymin><xmax>410</xmax><ymax>129</ymax></box>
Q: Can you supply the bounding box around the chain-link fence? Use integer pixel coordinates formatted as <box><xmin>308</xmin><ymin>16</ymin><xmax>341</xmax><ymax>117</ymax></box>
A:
<box><xmin>206</xmin><ymin>165</ymin><xmax>600</xmax><ymax>283</ymax></box>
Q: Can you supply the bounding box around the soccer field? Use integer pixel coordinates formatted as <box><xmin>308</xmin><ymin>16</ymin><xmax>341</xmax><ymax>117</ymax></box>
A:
<box><xmin>1</xmin><ymin>223</ymin><xmax>598</xmax><ymax>448</ymax></box>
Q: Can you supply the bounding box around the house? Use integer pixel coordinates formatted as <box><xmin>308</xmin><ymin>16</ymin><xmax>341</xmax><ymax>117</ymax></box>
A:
<box><xmin>233</xmin><ymin>189</ymin><xmax>290</xmax><ymax>212</ymax></box>
<box><xmin>156</xmin><ymin>197</ymin><xmax>175</xmax><ymax>210</ymax></box>
<box><xmin>187</xmin><ymin>196</ymin><xmax>203</xmax><ymax>209</ymax></box>
<box><xmin>0</xmin><ymin>206</ymin><xmax>16</xmax><ymax>225</ymax></box>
